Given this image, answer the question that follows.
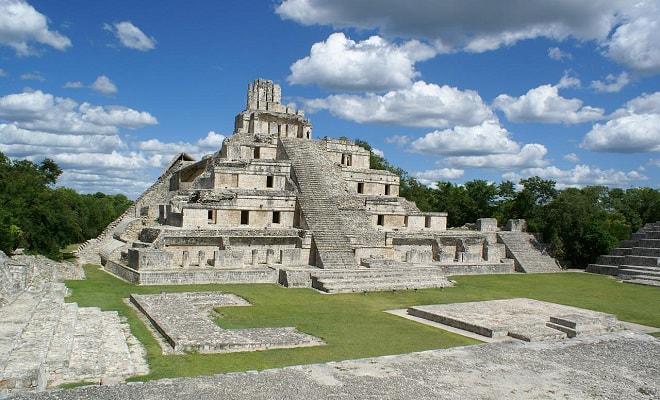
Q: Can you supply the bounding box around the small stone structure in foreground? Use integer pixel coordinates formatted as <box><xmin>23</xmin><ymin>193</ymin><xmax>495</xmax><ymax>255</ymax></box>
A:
<box><xmin>130</xmin><ymin>292</ymin><xmax>323</xmax><ymax>353</ymax></box>
<box><xmin>408</xmin><ymin>298</ymin><xmax>625</xmax><ymax>341</ymax></box>
<box><xmin>0</xmin><ymin>253</ymin><xmax>147</xmax><ymax>396</ymax></box>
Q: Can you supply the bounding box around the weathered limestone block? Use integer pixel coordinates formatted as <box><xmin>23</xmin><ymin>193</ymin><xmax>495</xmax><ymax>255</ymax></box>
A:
<box><xmin>459</xmin><ymin>252</ymin><xmax>483</xmax><ymax>263</ymax></box>
<box><xmin>280</xmin><ymin>248</ymin><xmax>302</xmax><ymax>265</ymax></box>
<box><xmin>266</xmin><ymin>249</ymin><xmax>276</xmax><ymax>264</ymax></box>
<box><xmin>405</xmin><ymin>248</ymin><xmax>433</xmax><ymax>263</ymax></box>
<box><xmin>477</xmin><ymin>218</ymin><xmax>498</xmax><ymax>232</ymax></box>
<box><xmin>506</xmin><ymin>219</ymin><xmax>527</xmax><ymax>232</ymax></box>
<box><xmin>127</xmin><ymin>248</ymin><xmax>173</xmax><ymax>270</ymax></box>
<box><xmin>485</xmin><ymin>243</ymin><xmax>506</xmax><ymax>262</ymax></box>
<box><xmin>213</xmin><ymin>249</ymin><xmax>246</xmax><ymax>268</ymax></box>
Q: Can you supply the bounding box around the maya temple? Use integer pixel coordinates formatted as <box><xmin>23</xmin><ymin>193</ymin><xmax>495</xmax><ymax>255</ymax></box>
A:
<box><xmin>78</xmin><ymin>79</ymin><xmax>561</xmax><ymax>292</ymax></box>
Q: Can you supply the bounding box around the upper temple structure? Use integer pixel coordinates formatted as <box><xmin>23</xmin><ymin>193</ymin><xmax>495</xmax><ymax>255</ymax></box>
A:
<box><xmin>78</xmin><ymin>79</ymin><xmax>561</xmax><ymax>292</ymax></box>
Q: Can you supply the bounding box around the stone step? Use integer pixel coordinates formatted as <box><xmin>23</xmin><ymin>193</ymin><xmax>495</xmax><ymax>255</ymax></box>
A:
<box><xmin>545</xmin><ymin>322</ymin><xmax>577</xmax><ymax>338</ymax></box>
<box><xmin>586</xmin><ymin>264</ymin><xmax>618</xmax><ymax>275</ymax></box>
<box><xmin>617</xmin><ymin>267</ymin><xmax>660</xmax><ymax>278</ymax></box>
<box><xmin>100</xmin><ymin>311</ymin><xmax>136</xmax><ymax>380</ymax></box>
<box><xmin>0</xmin><ymin>292</ymin><xmax>43</xmax><ymax>372</ymax></box>
<box><xmin>620</xmin><ymin>274</ymin><xmax>660</xmax><ymax>282</ymax></box>
<box><xmin>624</xmin><ymin>255</ymin><xmax>660</xmax><ymax>267</ymax></box>
<box><xmin>640</xmin><ymin>230</ymin><xmax>660</xmax><ymax>239</ymax></box>
<box><xmin>631</xmin><ymin>247</ymin><xmax>660</xmax><ymax>257</ymax></box>
<box><xmin>45</xmin><ymin>303</ymin><xmax>78</xmax><ymax>375</ymax></box>
<box><xmin>316</xmin><ymin>277</ymin><xmax>453</xmax><ymax>293</ymax></box>
<box><xmin>639</xmin><ymin>239</ymin><xmax>660</xmax><ymax>248</ymax></box>
<box><xmin>597</xmin><ymin>255</ymin><xmax>624</xmax><ymax>266</ymax></box>
<box><xmin>65</xmin><ymin>307</ymin><xmax>104</xmax><ymax>381</ymax></box>
<box><xmin>610</xmin><ymin>248</ymin><xmax>633</xmax><ymax>256</ymax></box>
<box><xmin>622</xmin><ymin>278</ymin><xmax>660</xmax><ymax>287</ymax></box>
<box><xmin>0</xmin><ymin>286</ymin><xmax>66</xmax><ymax>390</ymax></box>
<box><xmin>313</xmin><ymin>269</ymin><xmax>448</xmax><ymax>281</ymax></box>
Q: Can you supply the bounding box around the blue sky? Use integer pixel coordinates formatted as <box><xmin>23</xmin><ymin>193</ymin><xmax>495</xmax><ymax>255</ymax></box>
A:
<box><xmin>0</xmin><ymin>0</ymin><xmax>658</xmax><ymax>197</ymax></box>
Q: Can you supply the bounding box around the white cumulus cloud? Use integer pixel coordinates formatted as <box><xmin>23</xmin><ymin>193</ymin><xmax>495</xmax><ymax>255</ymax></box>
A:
<box><xmin>413</xmin><ymin>168</ymin><xmax>465</xmax><ymax>186</ymax></box>
<box><xmin>305</xmin><ymin>80</ymin><xmax>494</xmax><ymax>128</ymax></box>
<box><xmin>582</xmin><ymin>91</ymin><xmax>660</xmax><ymax>152</ymax></box>
<box><xmin>590</xmin><ymin>72</ymin><xmax>630</xmax><ymax>93</ymax></box>
<box><xmin>65</xmin><ymin>75</ymin><xmax>118</xmax><ymax>95</ymax></box>
<box><xmin>104</xmin><ymin>21</ymin><xmax>156</xmax><ymax>51</ymax></box>
<box><xmin>444</xmin><ymin>144</ymin><xmax>549</xmax><ymax>169</ymax></box>
<box><xmin>548</xmin><ymin>47</ymin><xmax>572</xmax><ymax>61</ymax></box>
<box><xmin>0</xmin><ymin>0</ymin><xmax>71</xmax><ymax>55</ymax></box>
<box><xmin>503</xmin><ymin>164</ymin><xmax>647</xmax><ymax>188</ymax></box>
<box><xmin>410</xmin><ymin>121</ymin><xmax>519</xmax><ymax>156</ymax></box>
<box><xmin>288</xmin><ymin>32</ymin><xmax>436</xmax><ymax>91</ymax></box>
<box><xmin>493</xmin><ymin>77</ymin><xmax>604</xmax><ymax>124</ymax></box>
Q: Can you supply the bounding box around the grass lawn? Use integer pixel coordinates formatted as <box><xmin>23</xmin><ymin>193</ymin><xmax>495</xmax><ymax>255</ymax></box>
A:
<box><xmin>65</xmin><ymin>265</ymin><xmax>660</xmax><ymax>382</ymax></box>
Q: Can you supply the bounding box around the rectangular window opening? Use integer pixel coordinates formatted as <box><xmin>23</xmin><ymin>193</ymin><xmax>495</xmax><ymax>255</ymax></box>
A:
<box><xmin>404</xmin><ymin>216</ymin><xmax>408</xmax><ymax>227</ymax></box>
<box><xmin>425</xmin><ymin>216</ymin><xmax>431</xmax><ymax>228</ymax></box>
<box><xmin>357</xmin><ymin>182</ymin><xmax>364</xmax><ymax>194</ymax></box>
<box><xmin>253</xmin><ymin>147</ymin><xmax>260</xmax><ymax>159</ymax></box>
<box><xmin>377</xmin><ymin>215</ymin><xmax>384</xmax><ymax>226</ymax></box>
<box><xmin>241</xmin><ymin>210</ymin><xmax>250</xmax><ymax>225</ymax></box>
<box><xmin>385</xmin><ymin>184</ymin><xmax>391</xmax><ymax>195</ymax></box>
<box><xmin>272</xmin><ymin>211</ymin><xmax>281</xmax><ymax>224</ymax></box>
<box><xmin>266</xmin><ymin>175</ymin><xmax>274</xmax><ymax>188</ymax></box>
<box><xmin>207</xmin><ymin>209</ymin><xmax>216</xmax><ymax>224</ymax></box>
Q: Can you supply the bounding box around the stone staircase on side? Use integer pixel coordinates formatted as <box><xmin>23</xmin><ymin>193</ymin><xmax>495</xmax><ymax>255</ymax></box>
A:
<box><xmin>587</xmin><ymin>221</ymin><xmax>660</xmax><ymax>287</ymax></box>
<box><xmin>497</xmin><ymin>232</ymin><xmax>562</xmax><ymax>273</ymax></box>
<box><xmin>0</xmin><ymin>283</ymin><xmax>147</xmax><ymax>394</ymax></box>
<box><xmin>281</xmin><ymin>138</ymin><xmax>379</xmax><ymax>269</ymax></box>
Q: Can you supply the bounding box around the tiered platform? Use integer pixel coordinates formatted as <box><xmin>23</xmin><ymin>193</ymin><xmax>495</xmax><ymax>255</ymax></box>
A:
<box><xmin>587</xmin><ymin>221</ymin><xmax>660</xmax><ymax>286</ymax></box>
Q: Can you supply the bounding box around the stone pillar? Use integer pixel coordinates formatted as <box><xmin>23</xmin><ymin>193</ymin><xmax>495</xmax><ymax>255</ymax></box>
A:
<box><xmin>476</xmin><ymin>218</ymin><xmax>498</xmax><ymax>232</ymax></box>
<box><xmin>182</xmin><ymin>251</ymin><xmax>189</xmax><ymax>268</ymax></box>
<box><xmin>506</xmin><ymin>219</ymin><xmax>527</xmax><ymax>232</ymax></box>
<box><xmin>251</xmin><ymin>249</ymin><xmax>259</xmax><ymax>266</ymax></box>
<box><xmin>198</xmin><ymin>250</ymin><xmax>206</xmax><ymax>267</ymax></box>
<box><xmin>214</xmin><ymin>250</ymin><xmax>223</xmax><ymax>268</ymax></box>
<box><xmin>266</xmin><ymin>249</ymin><xmax>275</xmax><ymax>264</ymax></box>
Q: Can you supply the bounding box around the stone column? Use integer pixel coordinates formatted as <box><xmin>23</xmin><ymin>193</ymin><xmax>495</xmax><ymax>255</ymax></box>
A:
<box><xmin>214</xmin><ymin>250</ymin><xmax>223</xmax><ymax>268</ymax></box>
<box><xmin>266</xmin><ymin>249</ymin><xmax>274</xmax><ymax>264</ymax></box>
<box><xmin>198</xmin><ymin>250</ymin><xmax>206</xmax><ymax>267</ymax></box>
<box><xmin>251</xmin><ymin>249</ymin><xmax>259</xmax><ymax>266</ymax></box>
<box><xmin>182</xmin><ymin>251</ymin><xmax>189</xmax><ymax>268</ymax></box>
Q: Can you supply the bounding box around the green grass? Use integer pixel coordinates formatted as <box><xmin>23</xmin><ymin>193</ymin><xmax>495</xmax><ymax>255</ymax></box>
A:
<box><xmin>65</xmin><ymin>265</ymin><xmax>660</xmax><ymax>381</ymax></box>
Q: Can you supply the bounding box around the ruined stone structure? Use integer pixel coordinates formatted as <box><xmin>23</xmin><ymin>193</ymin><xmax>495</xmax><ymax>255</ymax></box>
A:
<box><xmin>0</xmin><ymin>253</ymin><xmax>147</xmax><ymax>395</ymax></box>
<box><xmin>587</xmin><ymin>221</ymin><xmax>660</xmax><ymax>287</ymax></box>
<box><xmin>81</xmin><ymin>79</ymin><xmax>560</xmax><ymax>292</ymax></box>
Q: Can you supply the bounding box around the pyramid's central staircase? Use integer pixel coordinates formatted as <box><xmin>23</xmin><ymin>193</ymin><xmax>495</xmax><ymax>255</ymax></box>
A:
<box><xmin>281</xmin><ymin>138</ymin><xmax>384</xmax><ymax>268</ymax></box>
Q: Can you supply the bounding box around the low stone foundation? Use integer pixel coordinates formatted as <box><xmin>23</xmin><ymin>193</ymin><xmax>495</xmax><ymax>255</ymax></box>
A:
<box><xmin>103</xmin><ymin>260</ymin><xmax>279</xmax><ymax>285</ymax></box>
<box><xmin>130</xmin><ymin>292</ymin><xmax>323</xmax><ymax>353</ymax></box>
<box><xmin>408</xmin><ymin>298</ymin><xmax>625</xmax><ymax>342</ymax></box>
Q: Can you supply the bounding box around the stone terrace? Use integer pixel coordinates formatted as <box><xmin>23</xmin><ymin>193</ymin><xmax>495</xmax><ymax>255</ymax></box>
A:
<box><xmin>130</xmin><ymin>292</ymin><xmax>323</xmax><ymax>353</ymax></box>
<box><xmin>408</xmin><ymin>298</ymin><xmax>625</xmax><ymax>341</ymax></box>
<box><xmin>10</xmin><ymin>332</ymin><xmax>660</xmax><ymax>400</ymax></box>
<box><xmin>588</xmin><ymin>221</ymin><xmax>660</xmax><ymax>287</ymax></box>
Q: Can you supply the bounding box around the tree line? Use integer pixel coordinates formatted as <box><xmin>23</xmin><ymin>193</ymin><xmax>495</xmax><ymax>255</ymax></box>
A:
<box><xmin>0</xmin><ymin>152</ymin><xmax>132</xmax><ymax>259</ymax></box>
<box><xmin>355</xmin><ymin>140</ymin><xmax>660</xmax><ymax>267</ymax></box>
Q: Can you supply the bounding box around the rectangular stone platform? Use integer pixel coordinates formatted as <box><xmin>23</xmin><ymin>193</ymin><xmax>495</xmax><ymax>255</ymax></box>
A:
<box><xmin>130</xmin><ymin>292</ymin><xmax>323</xmax><ymax>353</ymax></box>
<box><xmin>104</xmin><ymin>260</ymin><xmax>279</xmax><ymax>285</ymax></box>
<box><xmin>408</xmin><ymin>298</ymin><xmax>624</xmax><ymax>341</ymax></box>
